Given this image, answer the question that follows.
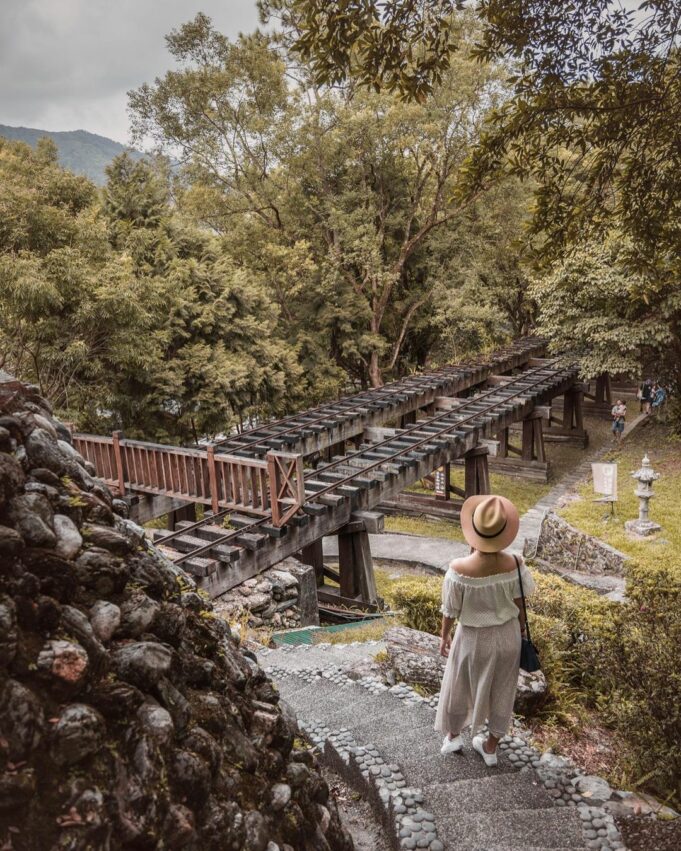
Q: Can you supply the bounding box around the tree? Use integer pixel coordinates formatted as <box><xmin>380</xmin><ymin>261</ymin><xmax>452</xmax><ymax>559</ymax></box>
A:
<box><xmin>0</xmin><ymin>138</ymin><xmax>155</xmax><ymax>417</ymax></box>
<box><xmin>277</xmin><ymin>1</ymin><xmax>681</xmax><ymax>271</ymax></box>
<box><xmin>130</xmin><ymin>13</ymin><xmax>520</xmax><ymax>387</ymax></box>
<box><xmin>531</xmin><ymin>236</ymin><xmax>681</xmax><ymax>383</ymax></box>
<box><xmin>0</xmin><ymin>140</ymin><xmax>301</xmax><ymax>442</ymax></box>
<box><xmin>100</xmin><ymin>154</ymin><xmax>303</xmax><ymax>441</ymax></box>
<box><xmin>280</xmin><ymin>0</ymin><xmax>681</xmax><ymax>410</ymax></box>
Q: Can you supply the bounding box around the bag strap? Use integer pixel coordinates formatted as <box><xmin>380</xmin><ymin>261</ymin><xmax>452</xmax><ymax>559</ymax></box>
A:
<box><xmin>513</xmin><ymin>554</ymin><xmax>532</xmax><ymax>644</ymax></box>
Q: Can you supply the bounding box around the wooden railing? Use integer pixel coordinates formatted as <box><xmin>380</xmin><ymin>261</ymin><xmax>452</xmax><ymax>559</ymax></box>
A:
<box><xmin>72</xmin><ymin>431</ymin><xmax>304</xmax><ymax>525</ymax></box>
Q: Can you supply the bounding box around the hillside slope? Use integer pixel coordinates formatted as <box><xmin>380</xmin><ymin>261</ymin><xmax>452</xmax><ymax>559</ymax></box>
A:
<box><xmin>0</xmin><ymin>124</ymin><xmax>144</xmax><ymax>184</ymax></box>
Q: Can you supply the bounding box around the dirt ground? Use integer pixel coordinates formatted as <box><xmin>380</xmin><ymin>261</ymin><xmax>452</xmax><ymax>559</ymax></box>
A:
<box><xmin>615</xmin><ymin>815</ymin><xmax>681</xmax><ymax>851</ymax></box>
<box><xmin>325</xmin><ymin>769</ymin><xmax>391</xmax><ymax>851</ymax></box>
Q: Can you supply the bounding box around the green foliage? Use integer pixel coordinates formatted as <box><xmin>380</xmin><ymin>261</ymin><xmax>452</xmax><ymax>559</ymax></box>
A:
<box><xmin>261</xmin><ymin>1</ymin><xmax>465</xmax><ymax>101</ymax></box>
<box><xmin>0</xmin><ymin>137</ymin><xmax>155</xmax><ymax>415</ymax></box>
<box><xmin>0</xmin><ymin>141</ymin><xmax>301</xmax><ymax>441</ymax></box>
<box><xmin>531</xmin><ymin>237</ymin><xmax>681</xmax><ymax>383</ymax></box>
<box><xmin>381</xmin><ymin>574</ymin><xmax>442</xmax><ymax>635</ymax></box>
<box><xmin>129</xmin><ymin>13</ymin><xmax>528</xmax><ymax>389</ymax></box>
<box><xmin>283</xmin><ymin>1</ymin><xmax>681</xmax><ymax>395</ymax></box>
<box><xmin>283</xmin><ymin>2</ymin><xmax>681</xmax><ymax>278</ymax></box>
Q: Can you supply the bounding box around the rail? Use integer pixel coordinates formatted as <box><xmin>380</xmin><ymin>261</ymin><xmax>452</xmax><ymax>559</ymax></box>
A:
<box><xmin>167</xmin><ymin>358</ymin><xmax>574</xmax><ymax>564</ymax></box>
<box><xmin>72</xmin><ymin>432</ymin><xmax>304</xmax><ymax>525</ymax></box>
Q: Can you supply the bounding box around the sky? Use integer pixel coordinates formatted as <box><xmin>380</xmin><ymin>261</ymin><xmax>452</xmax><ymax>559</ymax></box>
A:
<box><xmin>0</xmin><ymin>0</ymin><xmax>261</xmax><ymax>144</ymax></box>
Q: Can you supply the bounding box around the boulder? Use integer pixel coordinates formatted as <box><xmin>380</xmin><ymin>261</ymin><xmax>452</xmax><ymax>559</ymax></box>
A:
<box><xmin>0</xmin><ymin>596</ymin><xmax>17</xmax><ymax>665</ymax></box>
<box><xmin>37</xmin><ymin>639</ymin><xmax>89</xmax><ymax>686</ymax></box>
<box><xmin>0</xmin><ymin>679</ymin><xmax>44</xmax><ymax>760</ymax></box>
<box><xmin>112</xmin><ymin>641</ymin><xmax>173</xmax><ymax>687</ymax></box>
<box><xmin>0</xmin><ymin>452</ymin><xmax>24</xmax><ymax>508</ymax></box>
<box><xmin>8</xmin><ymin>492</ymin><xmax>56</xmax><ymax>548</ymax></box>
<box><xmin>0</xmin><ymin>524</ymin><xmax>24</xmax><ymax>556</ymax></box>
<box><xmin>82</xmin><ymin>522</ymin><xmax>133</xmax><ymax>554</ymax></box>
<box><xmin>576</xmin><ymin>774</ymin><xmax>613</xmax><ymax>804</ymax></box>
<box><xmin>51</xmin><ymin>703</ymin><xmax>105</xmax><ymax>765</ymax></box>
<box><xmin>89</xmin><ymin>599</ymin><xmax>121</xmax><ymax>642</ymax></box>
<box><xmin>53</xmin><ymin>513</ymin><xmax>83</xmax><ymax>558</ymax></box>
<box><xmin>384</xmin><ymin>625</ymin><xmax>547</xmax><ymax>714</ymax></box>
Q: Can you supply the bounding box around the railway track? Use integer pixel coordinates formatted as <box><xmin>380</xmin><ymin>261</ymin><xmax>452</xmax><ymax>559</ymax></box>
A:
<box><xmin>211</xmin><ymin>336</ymin><xmax>546</xmax><ymax>459</ymax></box>
<box><xmin>153</xmin><ymin>358</ymin><xmax>578</xmax><ymax>593</ymax></box>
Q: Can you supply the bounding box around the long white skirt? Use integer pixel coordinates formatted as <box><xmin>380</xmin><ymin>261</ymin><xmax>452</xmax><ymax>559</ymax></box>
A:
<box><xmin>434</xmin><ymin>618</ymin><xmax>521</xmax><ymax>739</ymax></box>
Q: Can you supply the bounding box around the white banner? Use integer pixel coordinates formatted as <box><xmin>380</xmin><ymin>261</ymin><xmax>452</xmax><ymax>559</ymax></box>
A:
<box><xmin>592</xmin><ymin>463</ymin><xmax>618</xmax><ymax>500</ymax></box>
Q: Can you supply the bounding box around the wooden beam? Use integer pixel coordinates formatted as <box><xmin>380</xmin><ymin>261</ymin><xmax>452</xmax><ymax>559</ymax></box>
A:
<box><xmin>433</xmin><ymin>396</ymin><xmax>465</xmax><ymax>410</ymax></box>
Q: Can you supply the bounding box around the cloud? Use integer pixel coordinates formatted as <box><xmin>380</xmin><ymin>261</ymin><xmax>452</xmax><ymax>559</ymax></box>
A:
<box><xmin>0</xmin><ymin>0</ymin><xmax>260</xmax><ymax>143</ymax></box>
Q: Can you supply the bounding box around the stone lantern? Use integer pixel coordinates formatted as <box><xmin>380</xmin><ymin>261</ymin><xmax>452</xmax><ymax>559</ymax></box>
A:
<box><xmin>625</xmin><ymin>454</ymin><xmax>661</xmax><ymax>536</ymax></box>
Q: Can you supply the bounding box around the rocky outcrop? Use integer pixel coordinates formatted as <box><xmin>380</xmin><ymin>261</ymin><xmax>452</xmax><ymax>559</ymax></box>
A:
<box><xmin>213</xmin><ymin>560</ymin><xmax>320</xmax><ymax>631</ymax></box>
<box><xmin>529</xmin><ymin>511</ymin><xmax>627</xmax><ymax>577</ymax></box>
<box><xmin>384</xmin><ymin>626</ymin><xmax>547</xmax><ymax>716</ymax></box>
<box><xmin>0</xmin><ymin>372</ymin><xmax>352</xmax><ymax>851</ymax></box>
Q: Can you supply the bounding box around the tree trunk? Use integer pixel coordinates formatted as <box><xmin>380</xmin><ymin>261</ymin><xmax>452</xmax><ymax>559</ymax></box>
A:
<box><xmin>368</xmin><ymin>350</ymin><xmax>383</xmax><ymax>388</ymax></box>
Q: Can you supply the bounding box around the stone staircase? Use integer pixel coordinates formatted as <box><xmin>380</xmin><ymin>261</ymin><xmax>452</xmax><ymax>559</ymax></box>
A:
<box><xmin>261</xmin><ymin>642</ymin><xmax>626</xmax><ymax>851</ymax></box>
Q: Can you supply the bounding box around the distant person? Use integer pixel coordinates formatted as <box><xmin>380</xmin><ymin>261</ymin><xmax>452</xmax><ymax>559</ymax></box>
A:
<box><xmin>651</xmin><ymin>383</ymin><xmax>667</xmax><ymax>419</ymax></box>
<box><xmin>611</xmin><ymin>398</ymin><xmax>626</xmax><ymax>445</ymax></box>
<box><xmin>435</xmin><ymin>495</ymin><xmax>533</xmax><ymax>766</ymax></box>
<box><xmin>640</xmin><ymin>378</ymin><xmax>653</xmax><ymax>414</ymax></box>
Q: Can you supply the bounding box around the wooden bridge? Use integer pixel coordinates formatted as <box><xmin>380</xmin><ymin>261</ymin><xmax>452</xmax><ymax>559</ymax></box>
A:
<box><xmin>73</xmin><ymin>339</ymin><xmax>588</xmax><ymax>610</ymax></box>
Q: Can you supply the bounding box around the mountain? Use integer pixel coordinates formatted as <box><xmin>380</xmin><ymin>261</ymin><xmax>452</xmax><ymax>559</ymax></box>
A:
<box><xmin>0</xmin><ymin>124</ymin><xmax>145</xmax><ymax>185</ymax></box>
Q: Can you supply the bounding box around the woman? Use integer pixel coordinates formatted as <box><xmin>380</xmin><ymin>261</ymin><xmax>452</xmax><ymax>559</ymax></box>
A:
<box><xmin>640</xmin><ymin>379</ymin><xmax>653</xmax><ymax>414</ymax></box>
<box><xmin>434</xmin><ymin>494</ymin><xmax>535</xmax><ymax>766</ymax></box>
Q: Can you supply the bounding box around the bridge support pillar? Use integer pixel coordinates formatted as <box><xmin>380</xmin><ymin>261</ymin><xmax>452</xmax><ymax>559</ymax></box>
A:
<box><xmin>298</xmin><ymin>539</ymin><xmax>325</xmax><ymax>587</ymax></box>
<box><xmin>399</xmin><ymin>410</ymin><xmax>416</xmax><ymax>428</ymax></box>
<box><xmin>464</xmin><ymin>446</ymin><xmax>490</xmax><ymax>498</ymax></box>
<box><xmin>562</xmin><ymin>386</ymin><xmax>585</xmax><ymax>432</ymax></box>
<box><xmin>167</xmin><ymin>502</ymin><xmax>197</xmax><ymax>531</ymax></box>
<box><xmin>326</xmin><ymin>439</ymin><xmax>346</xmax><ymax>461</ymax></box>
<box><xmin>337</xmin><ymin>527</ymin><xmax>378</xmax><ymax>606</ymax></box>
<box><xmin>544</xmin><ymin>385</ymin><xmax>589</xmax><ymax>447</ymax></box>
<box><xmin>522</xmin><ymin>410</ymin><xmax>546</xmax><ymax>462</ymax></box>
<box><xmin>580</xmin><ymin>372</ymin><xmax>613</xmax><ymax>420</ymax></box>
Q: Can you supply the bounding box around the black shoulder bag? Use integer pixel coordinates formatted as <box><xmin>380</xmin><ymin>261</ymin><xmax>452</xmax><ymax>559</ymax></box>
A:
<box><xmin>514</xmin><ymin>554</ymin><xmax>541</xmax><ymax>673</ymax></box>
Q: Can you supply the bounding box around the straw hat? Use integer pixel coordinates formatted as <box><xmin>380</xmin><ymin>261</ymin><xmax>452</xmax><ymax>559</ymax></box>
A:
<box><xmin>460</xmin><ymin>494</ymin><xmax>519</xmax><ymax>553</ymax></box>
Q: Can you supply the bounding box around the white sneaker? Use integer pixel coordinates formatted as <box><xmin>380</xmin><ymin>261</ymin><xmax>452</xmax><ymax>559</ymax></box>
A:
<box><xmin>440</xmin><ymin>734</ymin><xmax>463</xmax><ymax>755</ymax></box>
<box><xmin>472</xmin><ymin>735</ymin><xmax>498</xmax><ymax>766</ymax></box>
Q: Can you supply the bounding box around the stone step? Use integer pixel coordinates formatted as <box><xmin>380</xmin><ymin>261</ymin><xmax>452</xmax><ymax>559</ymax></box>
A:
<box><xmin>382</xmin><ymin>728</ymin><xmax>516</xmax><ymax>786</ymax></box>
<box><xmin>424</xmin><ymin>773</ymin><xmax>553</xmax><ymax>816</ymax></box>
<box><xmin>321</xmin><ymin>696</ymin><xmax>431</xmax><ymax>736</ymax></box>
<box><xmin>265</xmin><ymin>642</ymin><xmax>384</xmax><ymax>671</ymax></box>
<box><xmin>460</xmin><ymin>847</ymin><xmax>586</xmax><ymax>851</ymax></box>
<box><xmin>281</xmin><ymin>678</ymin><xmax>406</xmax><ymax>725</ymax></box>
<box><xmin>439</xmin><ymin>807</ymin><xmax>586</xmax><ymax>849</ymax></box>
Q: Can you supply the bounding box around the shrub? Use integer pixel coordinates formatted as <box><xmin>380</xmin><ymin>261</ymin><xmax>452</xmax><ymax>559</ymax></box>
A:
<box><xmin>597</xmin><ymin>560</ymin><xmax>681</xmax><ymax>799</ymax></box>
<box><xmin>530</xmin><ymin>565</ymin><xmax>681</xmax><ymax>801</ymax></box>
<box><xmin>383</xmin><ymin>575</ymin><xmax>442</xmax><ymax>634</ymax></box>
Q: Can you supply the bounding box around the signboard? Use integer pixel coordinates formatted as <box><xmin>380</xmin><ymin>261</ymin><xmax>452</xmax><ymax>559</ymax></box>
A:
<box><xmin>592</xmin><ymin>463</ymin><xmax>618</xmax><ymax>500</ymax></box>
<box><xmin>434</xmin><ymin>467</ymin><xmax>447</xmax><ymax>497</ymax></box>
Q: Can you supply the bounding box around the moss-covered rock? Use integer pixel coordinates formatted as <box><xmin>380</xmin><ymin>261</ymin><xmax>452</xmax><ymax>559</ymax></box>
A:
<box><xmin>0</xmin><ymin>375</ymin><xmax>352</xmax><ymax>851</ymax></box>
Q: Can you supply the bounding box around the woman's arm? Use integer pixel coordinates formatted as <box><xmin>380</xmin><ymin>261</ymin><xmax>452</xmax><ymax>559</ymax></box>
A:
<box><xmin>439</xmin><ymin>615</ymin><xmax>454</xmax><ymax>657</ymax></box>
<box><xmin>514</xmin><ymin>597</ymin><xmax>527</xmax><ymax>636</ymax></box>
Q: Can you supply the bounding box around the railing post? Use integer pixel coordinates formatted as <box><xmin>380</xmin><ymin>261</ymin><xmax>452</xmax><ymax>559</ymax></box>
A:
<box><xmin>111</xmin><ymin>431</ymin><xmax>126</xmax><ymax>496</ymax></box>
<box><xmin>206</xmin><ymin>445</ymin><xmax>219</xmax><ymax>514</ymax></box>
<box><xmin>267</xmin><ymin>451</ymin><xmax>305</xmax><ymax>527</ymax></box>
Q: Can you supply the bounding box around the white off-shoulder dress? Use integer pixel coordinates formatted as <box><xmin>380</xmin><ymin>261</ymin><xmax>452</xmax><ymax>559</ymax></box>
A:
<box><xmin>434</xmin><ymin>559</ymin><xmax>536</xmax><ymax>739</ymax></box>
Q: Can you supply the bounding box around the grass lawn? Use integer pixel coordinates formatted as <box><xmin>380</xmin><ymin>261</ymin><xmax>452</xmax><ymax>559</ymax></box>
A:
<box><xmin>385</xmin><ymin>410</ymin><xmax>616</xmax><ymax>539</ymax></box>
<box><xmin>559</xmin><ymin>420</ymin><xmax>681</xmax><ymax>572</ymax></box>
